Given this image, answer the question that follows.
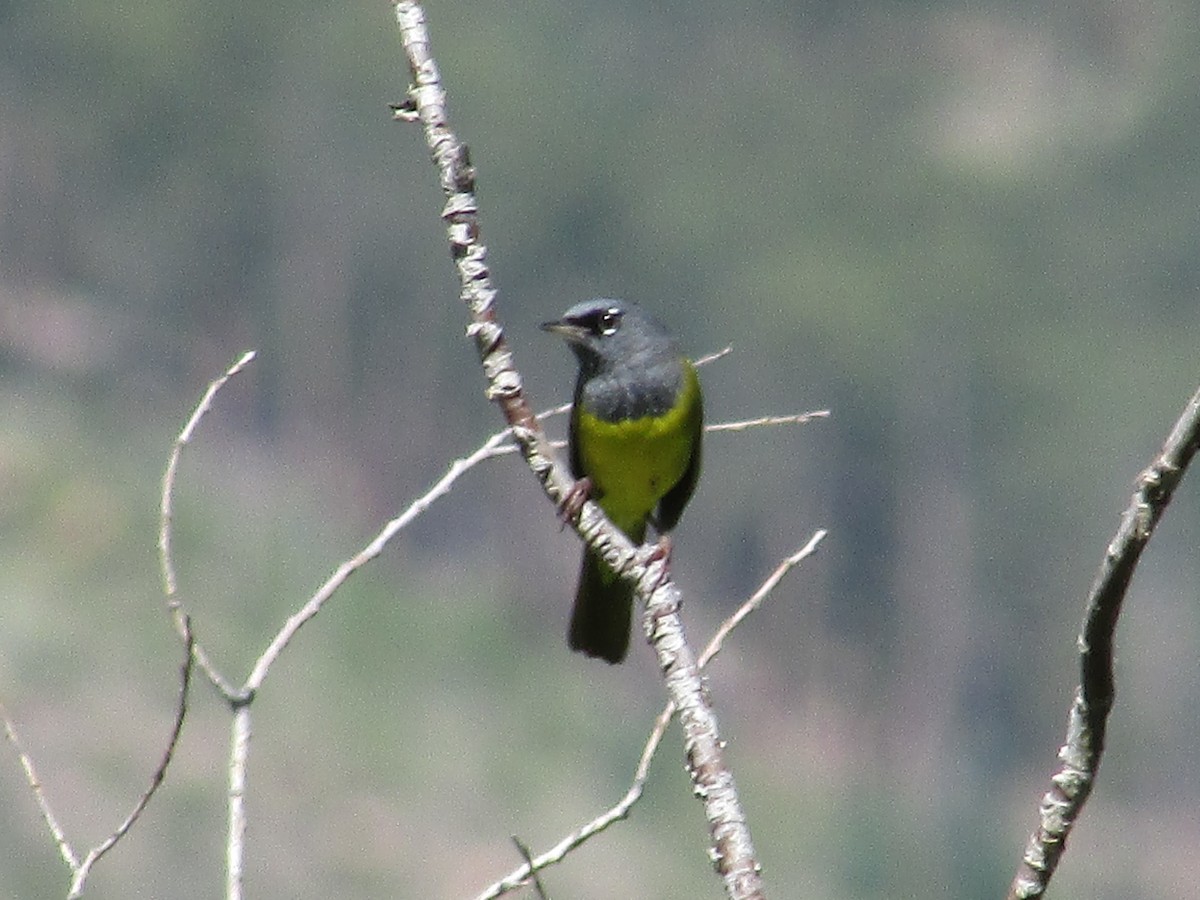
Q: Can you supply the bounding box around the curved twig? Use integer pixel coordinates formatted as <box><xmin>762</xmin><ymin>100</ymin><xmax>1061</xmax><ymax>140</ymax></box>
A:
<box><xmin>159</xmin><ymin>350</ymin><xmax>256</xmax><ymax>700</ymax></box>
<box><xmin>1007</xmin><ymin>384</ymin><xmax>1200</xmax><ymax>899</ymax></box>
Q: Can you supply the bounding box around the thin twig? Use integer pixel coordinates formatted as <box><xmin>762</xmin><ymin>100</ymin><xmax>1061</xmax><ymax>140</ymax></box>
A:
<box><xmin>159</xmin><ymin>350</ymin><xmax>256</xmax><ymax>700</ymax></box>
<box><xmin>698</xmin><ymin>529</ymin><xmax>827</xmax><ymax>667</ymax></box>
<box><xmin>160</xmin><ymin>350</ymin><xmax>256</xmax><ymax>602</ymax></box>
<box><xmin>1007</xmin><ymin>384</ymin><xmax>1200</xmax><ymax>899</ymax></box>
<box><xmin>1</xmin><ymin>701</ymin><xmax>79</xmax><ymax>872</ymax></box>
<box><xmin>708</xmin><ymin>410</ymin><xmax>830</xmax><ymax>433</ymax></box>
<box><xmin>694</xmin><ymin>346</ymin><xmax>733</xmax><ymax>367</ymax></box>
<box><xmin>219</xmin><ymin>420</ymin><xmax>511</xmax><ymax>899</ymax></box>
<box><xmin>2</xmin><ymin>619</ymin><xmax>196</xmax><ymax>898</ymax></box>
<box><xmin>474</xmin><ymin>530</ymin><xmax>827</xmax><ymax>899</ymax></box>
<box><xmin>68</xmin><ymin>620</ymin><xmax>196</xmax><ymax>898</ymax></box>
<box><xmin>491</xmin><ymin>407</ymin><xmax>829</xmax><ymax>459</ymax></box>
<box><xmin>242</xmin><ymin>426</ymin><xmax>513</xmax><ymax>692</ymax></box>
<box><xmin>509</xmin><ymin>837</ymin><xmax>549</xmax><ymax>900</ymax></box>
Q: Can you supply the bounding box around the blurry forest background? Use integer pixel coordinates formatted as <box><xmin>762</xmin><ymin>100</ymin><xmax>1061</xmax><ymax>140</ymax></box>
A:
<box><xmin>3</xmin><ymin>0</ymin><xmax>1199</xmax><ymax>898</ymax></box>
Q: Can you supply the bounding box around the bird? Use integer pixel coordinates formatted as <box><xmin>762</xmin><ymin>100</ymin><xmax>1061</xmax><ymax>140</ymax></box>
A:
<box><xmin>541</xmin><ymin>299</ymin><xmax>703</xmax><ymax>663</ymax></box>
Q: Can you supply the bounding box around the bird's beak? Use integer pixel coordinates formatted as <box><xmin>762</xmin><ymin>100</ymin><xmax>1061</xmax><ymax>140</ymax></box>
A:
<box><xmin>540</xmin><ymin>319</ymin><xmax>587</xmax><ymax>343</ymax></box>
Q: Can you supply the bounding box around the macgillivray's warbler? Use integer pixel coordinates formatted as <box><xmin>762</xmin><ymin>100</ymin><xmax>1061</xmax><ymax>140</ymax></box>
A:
<box><xmin>541</xmin><ymin>299</ymin><xmax>703</xmax><ymax>664</ymax></box>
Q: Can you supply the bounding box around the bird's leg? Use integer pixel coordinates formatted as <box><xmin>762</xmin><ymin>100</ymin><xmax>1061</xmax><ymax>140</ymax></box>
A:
<box><xmin>640</xmin><ymin>533</ymin><xmax>673</xmax><ymax>593</ymax></box>
<box><xmin>557</xmin><ymin>476</ymin><xmax>593</xmax><ymax>529</ymax></box>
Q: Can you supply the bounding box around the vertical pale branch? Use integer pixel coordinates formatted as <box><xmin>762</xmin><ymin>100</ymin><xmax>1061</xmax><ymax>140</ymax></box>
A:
<box><xmin>1008</xmin><ymin>384</ymin><xmax>1200</xmax><ymax>899</ymax></box>
<box><xmin>392</xmin><ymin>3</ymin><xmax>765</xmax><ymax>896</ymax></box>
<box><xmin>226</xmin><ymin>707</ymin><xmax>251</xmax><ymax>900</ymax></box>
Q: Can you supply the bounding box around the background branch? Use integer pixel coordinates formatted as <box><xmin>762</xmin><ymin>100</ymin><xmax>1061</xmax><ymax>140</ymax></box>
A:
<box><xmin>1008</xmin><ymin>384</ymin><xmax>1200</xmax><ymax>899</ymax></box>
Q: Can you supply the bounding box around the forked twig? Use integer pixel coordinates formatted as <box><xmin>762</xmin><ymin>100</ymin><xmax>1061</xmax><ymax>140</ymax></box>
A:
<box><xmin>475</xmin><ymin>530</ymin><xmax>827</xmax><ymax>899</ymax></box>
<box><xmin>155</xmin><ymin>344</ymin><xmax>821</xmax><ymax>899</ymax></box>
<box><xmin>2</xmin><ymin>619</ymin><xmax>195</xmax><ymax>898</ymax></box>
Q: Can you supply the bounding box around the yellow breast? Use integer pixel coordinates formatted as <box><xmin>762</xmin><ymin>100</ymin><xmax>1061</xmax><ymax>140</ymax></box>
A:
<box><xmin>576</xmin><ymin>366</ymin><xmax>700</xmax><ymax>536</ymax></box>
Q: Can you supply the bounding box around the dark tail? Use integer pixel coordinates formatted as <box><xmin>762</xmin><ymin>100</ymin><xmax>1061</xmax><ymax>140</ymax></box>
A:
<box><xmin>568</xmin><ymin>548</ymin><xmax>634</xmax><ymax>664</ymax></box>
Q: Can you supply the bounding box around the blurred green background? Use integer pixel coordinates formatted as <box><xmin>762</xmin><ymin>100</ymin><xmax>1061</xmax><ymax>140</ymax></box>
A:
<box><xmin>3</xmin><ymin>0</ymin><xmax>1199</xmax><ymax>897</ymax></box>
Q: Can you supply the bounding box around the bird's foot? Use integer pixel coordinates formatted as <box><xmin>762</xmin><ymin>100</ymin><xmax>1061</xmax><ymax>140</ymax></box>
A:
<box><xmin>557</xmin><ymin>477</ymin><xmax>593</xmax><ymax>529</ymax></box>
<box><xmin>641</xmin><ymin>534</ymin><xmax>673</xmax><ymax>593</ymax></box>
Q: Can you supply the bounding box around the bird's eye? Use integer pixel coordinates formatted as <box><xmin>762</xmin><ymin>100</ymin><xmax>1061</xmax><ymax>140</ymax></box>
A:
<box><xmin>597</xmin><ymin>309</ymin><xmax>622</xmax><ymax>336</ymax></box>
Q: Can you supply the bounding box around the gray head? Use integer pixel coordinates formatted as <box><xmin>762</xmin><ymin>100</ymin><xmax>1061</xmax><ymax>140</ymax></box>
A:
<box><xmin>541</xmin><ymin>298</ymin><xmax>685</xmax><ymax>420</ymax></box>
<box><xmin>540</xmin><ymin>298</ymin><xmax>677</xmax><ymax>378</ymax></box>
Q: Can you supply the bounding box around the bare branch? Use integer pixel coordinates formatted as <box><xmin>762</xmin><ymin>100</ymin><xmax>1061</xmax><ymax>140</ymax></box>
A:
<box><xmin>708</xmin><ymin>410</ymin><xmax>830</xmax><ymax>433</ymax></box>
<box><xmin>393</xmin><ymin>4</ymin><xmax>771</xmax><ymax>895</ymax></box>
<box><xmin>68</xmin><ymin>620</ymin><xmax>196</xmax><ymax>898</ymax></box>
<box><xmin>1</xmin><ymin>701</ymin><xmax>79</xmax><ymax>873</ymax></box>
<box><xmin>159</xmin><ymin>350</ymin><xmax>256</xmax><ymax>602</ymax></box>
<box><xmin>159</xmin><ymin>350</ymin><xmax>256</xmax><ymax>700</ymax></box>
<box><xmin>473</xmin><ymin>699</ymin><xmax>671</xmax><ymax>900</ymax></box>
<box><xmin>698</xmin><ymin>529</ymin><xmax>827</xmax><ymax>667</ymax></box>
<box><xmin>474</xmin><ymin>530</ymin><xmax>827</xmax><ymax>899</ymax></box>
<box><xmin>153</xmin><ymin>364</ymin><xmax>616</xmax><ymax>898</ymax></box>
<box><xmin>694</xmin><ymin>346</ymin><xmax>733</xmax><ymax>367</ymax></box>
<box><xmin>242</xmin><ymin>426</ymin><xmax>514</xmax><ymax>692</ymax></box>
<box><xmin>509</xmin><ymin>837</ymin><xmax>548</xmax><ymax>900</ymax></box>
<box><xmin>494</xmin><ymin>406</ymin><xmax>829</xmax><ymax>460</ymax></box>
<box><xmin>3</xmin><ymin>619</ymin><xmax>195</xmax><ymax>897</ymax></box>
<box><xmin>1007</xmin><ymin>384</ymin><xmax>1200</xmax><ymax>899</ymax></box>
<box><xmin>226</xmin><ymin>706</ymin><xmax>251</xmax><ymax>900</ymax></box>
